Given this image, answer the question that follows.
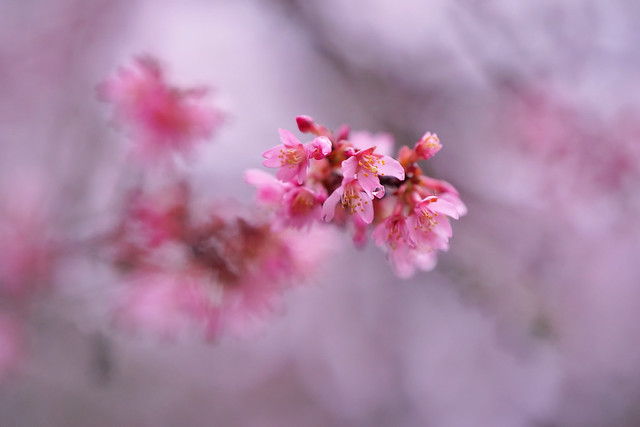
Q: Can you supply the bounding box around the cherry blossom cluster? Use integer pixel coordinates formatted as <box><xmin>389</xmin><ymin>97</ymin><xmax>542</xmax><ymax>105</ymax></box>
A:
<box><xmin>0</xmin><ymin>53</ymin><xmax>469</xmax><ymax>355</ymax></box>
<box><xmin>98</xmin><ymin>57</ymin><xmax>327</xmax><ymax>339</ymax></box>
<box><xmin>247</xmin><ymin>116</ymin><xmax>467</xmax><ymax>278</ymax></box>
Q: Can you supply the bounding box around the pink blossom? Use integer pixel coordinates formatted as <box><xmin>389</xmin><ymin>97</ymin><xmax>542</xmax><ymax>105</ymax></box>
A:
<box><xmin>244</xmin><ymin>169</ymin><xmax>286</xmax><ymax>206</ymax></box>
<box><xmin>407</xmin><ymin>196</ymin><xmax>459</xmax><ymax>252</ymax></box>
<box><xmin>114</xmin><ymin>230</ymin><xmax>328</xmax><ymax>339</ymax></box>
<box><xmin>214</xmin><ymin>227</ymin><xmax>336</xmax><ymax>336</ymax></box>
<box><xmin>322</xmin><ymin>180</ymin><xmax>375</xmax><ymax>224</ymax></box>
<box><xmin>372</xmin><ymin>211</ymin><xmax>435</xmax><ymax>278</ymax></box>
<box><xmin>342</xmin><ymin>147</ymin><xmax>405</xmax><ymax>197</ymax></box>
<box><xmin>123</xmin><ymin>189</ymin><xmax>187</xmax><ymax>249</ymax></box>
<box><xmin>245</xmin><ymin>169</ymin><xmax>326</xmax><ymax>229</ymax></box>
<box><xmin>308</xmin><ymin>135</ymin><xmax>333</xmax><ymax>160</ymax></box>
<box><xmin>414</xmin><ymin>132</ymin><xmax>441</xmax><ymax>160</ymax></box>
<box><xmin>113</xmin><ymin>200</ymin><xmax>335</xmax><ymax>339</ymax></box>
<box><xmin>418</xmin><ymin>176</ymin><xmax>468</xmax><ymax>217</ymax></box>
<box><xmin>280</xmin><ymin>186</ymin><xmax>326</xmax><ymax>229</ymax></box>
<box><xmin>262</xmin><ymin>129</ymin><xmax>331</xmax><ymax>184</ymax></box>
<box><xmin>99</xmin><ymin>56</ymin><xmax>222</xmax><ymax>163</ymax></box>
<box><xmin>371</xmin><ymin>196</ymin><xmax>460</xmax><ymax>277</ymax></box>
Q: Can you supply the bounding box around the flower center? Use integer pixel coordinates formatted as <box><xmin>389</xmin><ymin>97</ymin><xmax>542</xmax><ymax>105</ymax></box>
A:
<box><xmin>291</xmin><ymin>190</ymin><xmax>315</xmax><ymax>215</ymax></box>
<box><xmin>358</xmin><ymin>154</ymin><xmax>385</xmax><ymax>177</ymax></box>
<box><xmin>278</xmin><ymin>147</ymin><xmax>304</xmax><ymax>168</ymax></box>
<box><xmin>416</xmin><ymin>208</ymin><xmax>438</xmax><ymax>232</ymax></box>
<box><xmin>341</xmin><ymin>186</ymin><xmax>368</xmax><ymax>215</ymax></box>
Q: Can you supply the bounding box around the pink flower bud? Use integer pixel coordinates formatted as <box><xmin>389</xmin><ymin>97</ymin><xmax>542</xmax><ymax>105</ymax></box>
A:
<box><xmin>296</xmin><ymin>115</ymin><xmax>316</xmax><ymax>133</ymax></box>
<box><xmin>414</xmin><ymin>132</ymin><xmax>441</xmax><ymax>160</ymax></box>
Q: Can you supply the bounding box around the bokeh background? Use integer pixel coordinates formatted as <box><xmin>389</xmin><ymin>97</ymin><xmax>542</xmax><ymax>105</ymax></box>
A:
<box><xmin>2</xmin><ymin>0</ymin><xmax>640</xmax><ymax>425</ymax></box>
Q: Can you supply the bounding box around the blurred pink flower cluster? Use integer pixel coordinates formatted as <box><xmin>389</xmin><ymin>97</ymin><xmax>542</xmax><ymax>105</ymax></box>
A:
<box><xmin>109</xmin><ymin>184</ymin><xmax>328</xmax><ymax>338</ymax></box>
<box><xmin>99</xmin><ymin>56</ymin><xmax>224</xmax><ymax>165</ymax></box>
<box><xmin>247</xmin><ymin>116</ymin><xmax>467</xmax><ymax>277</ymax></box>
<box><xmin>502</xmin><ymin>88</ymin><xmax>640</xmax><ymax>209</ymax></box>
<box><xmin>99</xmin><ymin>58</ymin><xmax>329</xmax><ymax>339</ymax></box>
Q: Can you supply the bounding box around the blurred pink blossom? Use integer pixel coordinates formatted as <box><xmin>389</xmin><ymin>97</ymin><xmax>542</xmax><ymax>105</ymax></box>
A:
<box><xmin>99</xmin><ymin>56</ymin><xmax>223</xmax><ymax>164</ymax></box>
<box><xmin>110</xmin><ymin>181</ymin><xmax>333</xmax><ymax>338</ymax></box>
<box><xmin>115</xmin><ymin>224</ymin><xmax>333</xmax><ymax>339</ymax></box>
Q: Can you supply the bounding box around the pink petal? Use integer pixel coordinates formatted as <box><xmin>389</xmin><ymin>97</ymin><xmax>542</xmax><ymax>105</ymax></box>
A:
<box><xmin>357</xmin><ymin>171</ymin><xmax>384</xmax><ymax>198</ymax></box>
<box><xmin>413</xmin><ymin>250</ymin><xmax>437</xmax><ymax>272</ymax></box>
<box><xmin>321</xmin><ymin>186</ymin><xmax>343</xmax><ymax>221</ymax></box>
<box><xmin>244</xmin><ymin>169</ymin><xmax>285</xmax><ymax>205</ymax></box>
<box><xmin>441</xmin><ymin>193</ymin><xmax>468</xmax><ymax>216</ymax></box>
<box><xmin>294</xmin><ymin>163</ymin><xmax>308</xmax><ymax>184</ymax></box>
<box><xmin>262</xmin><ymin>145</ymin><xmax>284</xmax><ymax>167</ymax></box>
<box><xmin>356</xmin><ymin>190</ymin><xmax>375</xmax><ymax>224</ymax></box>
<box><xmin>371</xmin><ymin>222</ymin><xmax>388</xmax><ymax>246</ymax></box>
<box><xmin>433</xmin><ymin>217</ymin><xmax>453</xmax><ymax>239</ymax></box>
<box><xmin>341</xmin><ymin>156</ymin><xmax>358</xmax><ymax>181</ymax></box>
<box><xmin>430</xmin><ymin>199</ymin><xmax>460</xmax><ymax>219</ymax></box>
<box><xmin>377</xmin><ymin>155</ymin><xmax>405</xmax><ymax>180</ymax></box>
<box><xmin>278</xmin><ymin>128</ymin><xmax>301</xmax><ymax>148</ymax></box>
<box><xmin>389</xmin><ymin>249</ymin><xmax>417</xmax><ymax>278</ymax></box>
<box><xmin>275</xmin><ymin>164</ymin><xmax>301</xmax><ymax>183</ymax></box>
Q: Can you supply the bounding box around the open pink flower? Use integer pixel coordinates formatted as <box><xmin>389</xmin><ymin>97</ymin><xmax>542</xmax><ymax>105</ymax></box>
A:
<box><xmin>418</xmin><ymin>176</ymin><xmax>468</xmax><ymax>217</ymax></box>
<box><xmin>372</xmin><ymin>211</ymin><xmax>413</xmax><ymax>250</ymax></box>
<box><xmin>280</xmin><ymin>186</ymin><xmax>325</xmax><ymax>229</ymax></box>
<box><xmin>99</xmin><ymin>56</ymin><xmax>223</xmax><ymax>163</ymax></box>
<box><xmin>407</xmin><ymin>196</ymin><xmax>459</xmax><ymax>252</ymax></box>
<box><xmin>342</xmin><ymin>147</ymin><xmax>405</xmax><ymax>197</ymax></box>
<box><xmin>322</xmin><ymin>180</ymin><xmax>375</xmax><ymax>224</ymax></box>
<box><xmin>262</xmin><ymin>129</ymin><xmax>331</xmax><ymax>184</ymax></box>
<box><xmin>372</xmin><ymin>211</ymin><xmax>437</xmax><ymax>278</ymax></box>
<box><xmin>245</xmin><ymin>169</ymin><xmax>326</xmax><ymax>229</ymax></box>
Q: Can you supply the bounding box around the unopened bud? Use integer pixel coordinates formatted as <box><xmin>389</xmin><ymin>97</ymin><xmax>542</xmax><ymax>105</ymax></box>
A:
<box><xmin>296</xmin><ymin>115</ymin><xmax>316</xmax><ymax>133</ymax></box>
<box><xmin>414</xmin><ymin>132</ymin><xmax>441</xmax><ymax>160</ymax></box>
